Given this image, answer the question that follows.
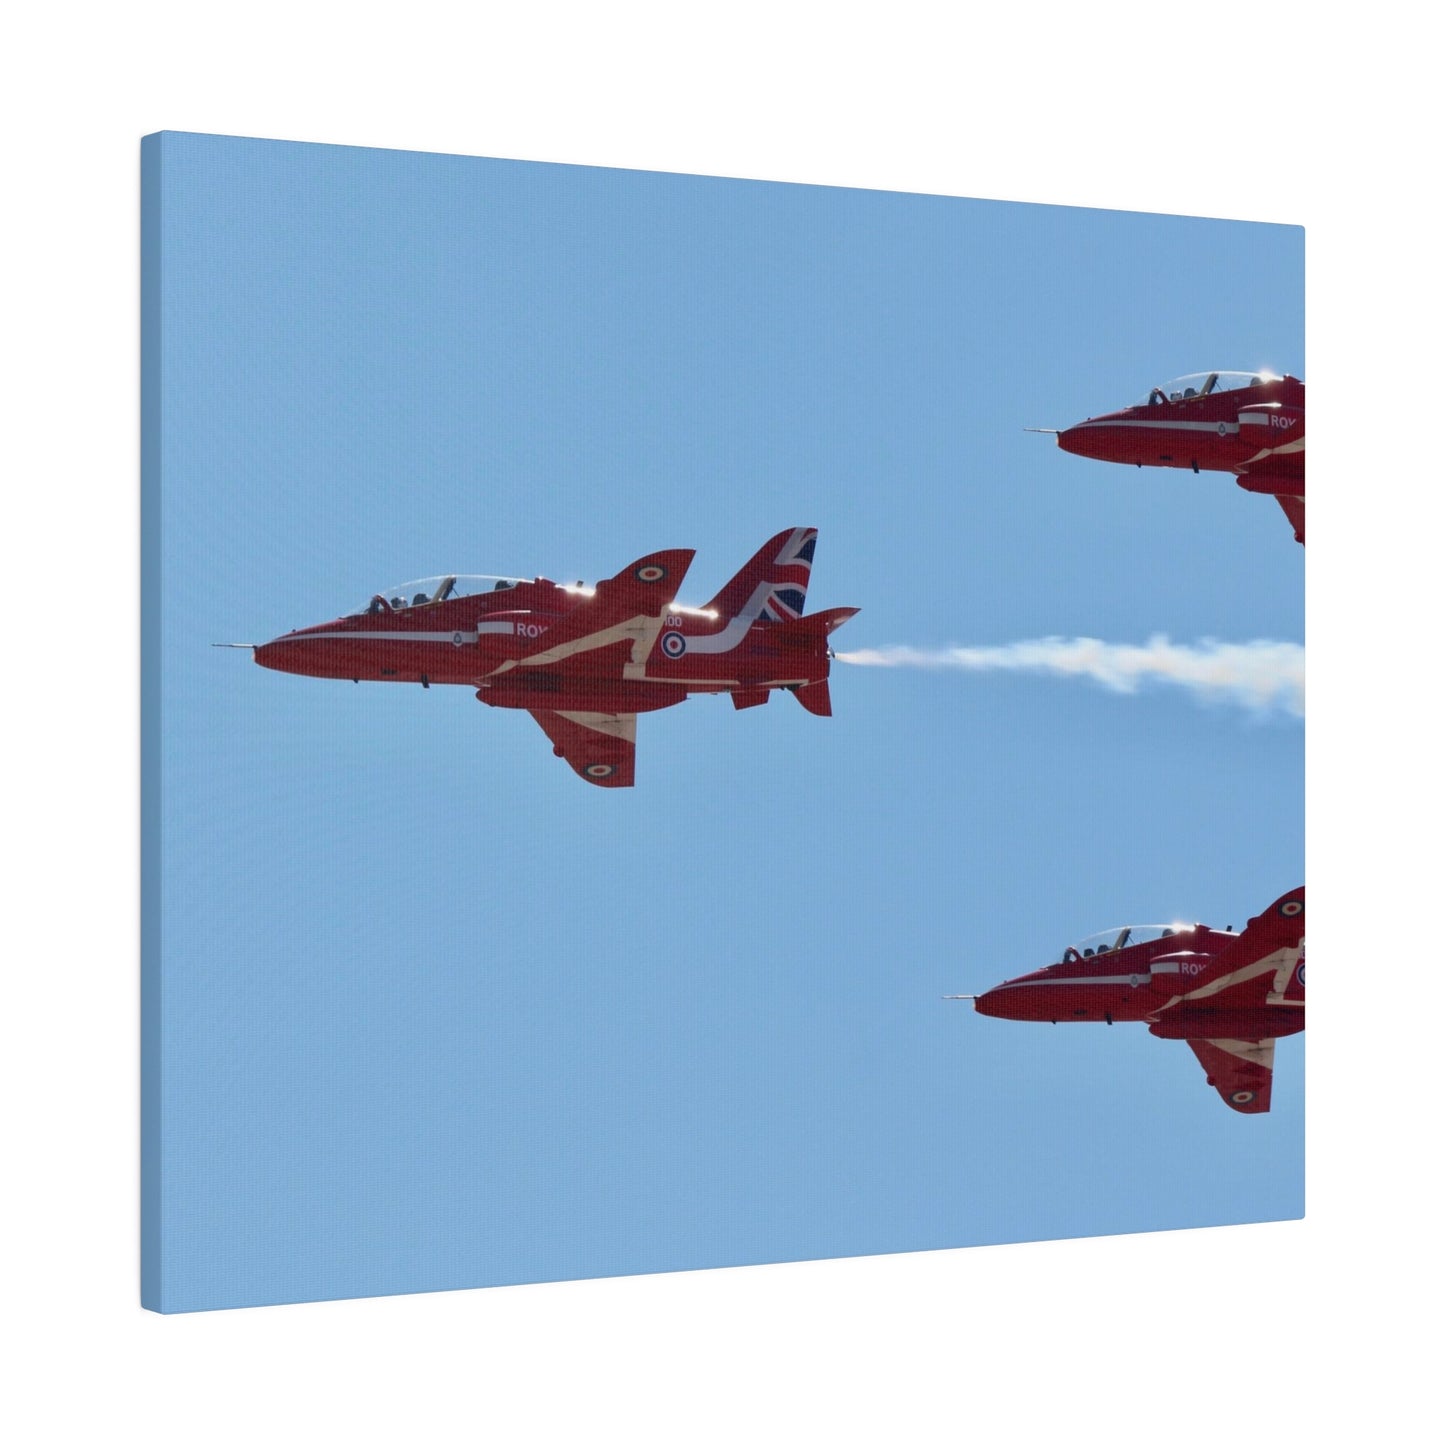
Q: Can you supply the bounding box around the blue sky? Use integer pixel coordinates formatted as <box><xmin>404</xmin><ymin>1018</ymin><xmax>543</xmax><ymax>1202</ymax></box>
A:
<box><xmin>145</xmin><ymin>131</ymin><xmax>1303</xmax><ymax>1311</ymax></box>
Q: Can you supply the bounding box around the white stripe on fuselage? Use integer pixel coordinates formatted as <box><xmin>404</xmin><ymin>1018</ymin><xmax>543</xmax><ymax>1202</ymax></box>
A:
<box><xmin>491</xmin><ymin>615</ymin><xmax>660</xmax><ymax>677</ymax></box>
<box><xmin>1072</xmin><ymin>419</ymin><xmax>1240</xmax><ymax>435</ymax></box>
<box><xmin>1167</xmin><ymin>945</ymin><xmax>1301</xmax><ymax>1007</ymax></box>
<box><xmin>288</xmin><ymin>624</ymin><xmax>513</xmax><ymax>643</ymax></box>
<box><xmin>680</xmin><ymin>583</ymin><xmax>774</xmax><ymax>655</ymax></box>
<box><xmin>1240</xmin><ymin>437</ymin><xmax>1306</xmax><ymax>466</ymax></box>
<box><xmin>994</xmin><ymin>972</ymin><xmax>1147</xmax><ymax>991</ymax></box>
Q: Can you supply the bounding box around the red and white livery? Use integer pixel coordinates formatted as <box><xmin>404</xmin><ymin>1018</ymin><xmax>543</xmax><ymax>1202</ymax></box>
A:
<box><xmin>963</xmin><ymin>886</ymin><xmax>1305</xmax><ymax>1113</ymax></box>
<box><xmin>1055</xmin><ymin>371</ymin><xmax>1306</xmax><ymax>543</ymax></box>
<box><xmin>245</xmin><ymin>528</ymin><xmax>856</xmax><ymax>788</ymax></box>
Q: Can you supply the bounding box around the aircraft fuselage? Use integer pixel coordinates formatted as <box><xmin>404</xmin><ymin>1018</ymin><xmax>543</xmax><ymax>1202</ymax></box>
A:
<box><xmin>975</xmin><ymin>921</ymin><xmax>1304</xmax><ymax>1040</ymax></box>
<box><xmin>1055</xmin><ymin>372</ymin><xmax>1305</xmax><ymax>541</ymax></box>
<box><xmin>255</xmin><ymin>574</ymin><xmax>847</xmax><ymax>708</ymax></box>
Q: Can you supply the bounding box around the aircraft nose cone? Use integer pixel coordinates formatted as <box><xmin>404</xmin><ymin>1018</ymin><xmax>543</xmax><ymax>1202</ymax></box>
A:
<box><xmin>973</xmin><ymin>987</ymin><xmax>1008</xmax><ymax>1019</ymax></box>
<box><xmin>1057</xmin><ymin>424</ymin><xmax>1091</xmax><ymax>459</ymax></box>
<box><xmin>253</xmin><ymin>638</ymin><xmax>296</xmax><ymax>674</ymax></box>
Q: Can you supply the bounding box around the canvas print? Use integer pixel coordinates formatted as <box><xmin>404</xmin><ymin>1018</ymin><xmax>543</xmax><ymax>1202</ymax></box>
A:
<box><xmin>141</xmin><ymin>131</ymin><xmax>1304</xmax><ymax>1312</ymax></box>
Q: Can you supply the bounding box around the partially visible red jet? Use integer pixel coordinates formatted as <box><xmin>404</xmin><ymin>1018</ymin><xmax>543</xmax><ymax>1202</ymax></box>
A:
<box><xmin>241</xmin><ymin>528</ymin><xmax>856</xmax><ymax>787</ymax></box>
<box><xmin>1053</xmin><ymin>371</ymin><xmax>1305</xmax><ymax>543</ymax></box>
<box><xmin>960</xmin><ymin>886</ymin><xmax>1304</xmax><ymax>1113</ymax></box>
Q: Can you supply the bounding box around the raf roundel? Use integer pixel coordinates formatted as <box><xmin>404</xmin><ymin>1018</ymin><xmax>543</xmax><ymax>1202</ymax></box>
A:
<box><xmin>1295</xmin><ymin>960</ymin><xmax>1305</xmax><ymax>988</ymax></box>
<box><xmin>635</xmin><ymin>564</ymin><xmax>667</xmax><ymax>583</ymax></box>
<box><xmin>1279</xmin><ymin>898</ymin><xmax>1303</xmax><ymax>917</ymax></box>
<box><xmin>585</xmin><ymin>763</ymin><xmax>615</xmax><ymax>779</ymax></box>
<box><xmin>660</xmin><ymin>630</ymin><xmax>687</xmax><ymax>659</ymax></box>
<box><xmin>1231</xmin><ymin>1089</ymin><xmax>1256</xmax><ymax>1106</ymax></box>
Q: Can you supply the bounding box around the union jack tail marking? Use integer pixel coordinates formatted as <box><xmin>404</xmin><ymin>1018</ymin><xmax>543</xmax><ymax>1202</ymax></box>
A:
<box><xmin>705</xmin><ymin>527</ymin><xmax>818</xmax><ymax>625</ymax></box>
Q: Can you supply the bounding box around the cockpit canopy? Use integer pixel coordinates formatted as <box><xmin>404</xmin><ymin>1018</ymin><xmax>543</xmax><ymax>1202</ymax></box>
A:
<box><xmin>1135</xmin><ymin>371</ymin><xmax>1279</xmax><ymax>406</ymax></box>
<box><xmin>357</xmin><ymin>575</ymin><xmax>525</xmax><ymax>614</ymax></box>
<box><xmin>1059</xmin><ymin>923</ymin><xmax>1194</xmax><ymax>963</ymax></box>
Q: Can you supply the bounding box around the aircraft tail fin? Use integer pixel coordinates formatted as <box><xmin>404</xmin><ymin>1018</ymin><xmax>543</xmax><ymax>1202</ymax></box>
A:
<box><xmin>703</xmin><ymin>527</ymin><xmax>818</xmax><ymax>625</ymax></box>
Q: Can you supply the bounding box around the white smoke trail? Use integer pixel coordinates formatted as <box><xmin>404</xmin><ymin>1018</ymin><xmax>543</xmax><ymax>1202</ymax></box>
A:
<box><xmin>835</xmin><ymin>635</ymin><xmax>1304</xmax><ymax>716</ymax></box>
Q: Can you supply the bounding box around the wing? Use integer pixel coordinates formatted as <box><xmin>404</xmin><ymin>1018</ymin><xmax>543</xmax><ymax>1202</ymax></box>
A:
<box><xmin>491</xmin><ymin>548</ymin><xmax>695</xmax><ymax>677</ymax></box>
<box><xmin>1275</xmin><ymin>494</ymin><xmax>1305</xmax><ymax>544</ymax></box>
<box><xmin>529</xmin><ymin>709</ymin><xmax>637</xmax><ymax>788</ymax></box>
<box><xmin>1185</xmin><ymin>1038</ymin><xmax>1276</xmax><ymax>1114</ymax></box>
<box><xmin>1162</xmin><ymin>887</ymin><xmax>1305</xmax><ymax>1012</ymax></box>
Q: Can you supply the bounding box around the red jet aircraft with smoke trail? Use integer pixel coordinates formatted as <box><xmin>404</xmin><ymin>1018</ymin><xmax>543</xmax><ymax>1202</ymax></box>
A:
<box><xmin>1050</xmin><ymin>371</ymin><xmax>1305</xmax><ymax>543</ymax></box>
<box><xmin>959</xmin><ymin>886</ymin><xmax>1304</xmax><ymax>1113</ymax></box>
<box><xmin>237</xmin><ymin>528</ymin><xmax>856</xmax><ymax>787</ymax></box>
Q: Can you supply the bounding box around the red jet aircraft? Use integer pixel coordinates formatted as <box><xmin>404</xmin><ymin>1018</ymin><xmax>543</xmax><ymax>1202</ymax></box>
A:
<box><xmin>1053</xmin><ymin>371</ymin><xmax>1305</xmax><ymax>543</ymax></box>
<box><xmin>243</xmin><ymin>528</ymin><xmax>856</xmax><ymax>787</ymax></box>
<box><xmin>960</xmin><ymin>886</ymin><xmax>1304</xmax><ymax>1113</ymax></box>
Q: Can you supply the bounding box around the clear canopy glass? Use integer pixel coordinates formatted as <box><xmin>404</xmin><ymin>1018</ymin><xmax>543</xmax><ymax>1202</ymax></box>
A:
<box><xmin>357</xmin><ymin>575</ymin><xmax>524</xmax><ymax>614</ymax></box>
<box><xmin>1135</xmin><ymin>371</ymin><xmax>1279</xmax><ymax>406</ymax></box>
<box><xmin>1059</xmin><ymin>923</ymin><xmax>1193</xmax><ymax>963</ymax></box>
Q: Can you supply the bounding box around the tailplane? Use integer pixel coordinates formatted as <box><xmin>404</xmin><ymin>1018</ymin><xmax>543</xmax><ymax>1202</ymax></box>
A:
<box><xmin>773</xmin><ymin>606</ymin><xmax>858</xmax><ymax>646</ymax></box>
<box><xmin>774</xmin><ymin>608</ymin><xmax>858</xmax><ymax>715</ymax></box>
